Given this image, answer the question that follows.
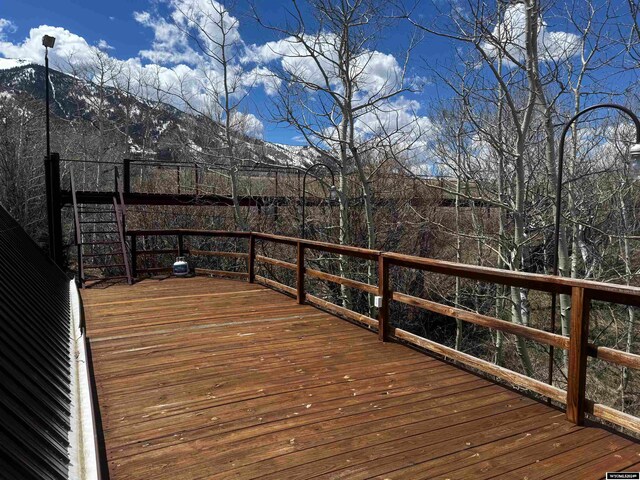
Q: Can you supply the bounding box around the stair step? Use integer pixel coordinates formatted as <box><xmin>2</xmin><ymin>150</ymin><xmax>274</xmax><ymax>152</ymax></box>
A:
<box><xmin>85</xmin><ymin>231</ymin><xmax>118</xmax><ymax>235</ymax></box>
<box><xmin>80</xmin><ymin>220</ymin><xmax>117</xmax><ymax>224</ymax></box>
<box><xmin>82</xmin><ymin>252</ymin><xmax>123</xmax><ymax>258</ymax></box>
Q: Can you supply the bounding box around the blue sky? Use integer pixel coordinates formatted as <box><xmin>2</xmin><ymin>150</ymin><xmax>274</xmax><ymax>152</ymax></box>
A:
<box><xmin>0</xmin><ymin>0</ymin><xmax>459</xmax><ymax>144</ymax></box>
<box><xmin>0</xmin><ymin>0</ymin><xmax>619</xmax><ymax>145</ymax></box>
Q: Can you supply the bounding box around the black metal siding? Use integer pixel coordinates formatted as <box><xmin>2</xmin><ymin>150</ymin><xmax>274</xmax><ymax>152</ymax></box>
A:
<box><xmin>0</xmin><ymin>205</ymin><xmax>71</xmax><ymax>480</ymax></box>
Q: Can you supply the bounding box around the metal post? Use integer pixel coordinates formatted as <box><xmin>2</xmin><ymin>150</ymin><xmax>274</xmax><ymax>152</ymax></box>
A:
<box><xmin>178</xmin><ymin>234</ymin><xmax>184</xmax><ymax>256</ymax></box>
<box><xmin>130</xmin><ymin>234</ymin><xmax>137</xmax><ymax>278</ymax></box>
<box><xmin>44</xmin><ymin>43</ymin><xmax>59</xmax><ymax>265</ymax></box>
<box><xmin>45</xmin><ymin>46</ymin><xmax>51</xmax><ymax>163</ymax></box>
<box><xmin>45</xmin><ymin>152</ymin><xmax>63</xmax><ymax>266</ymax></box>
<box><xmin>123</xmin><ymin>159</ymin><xmax>131</xmax><ymax>194</ymax></box>
<box><xmin>549</xmin><ymin>104</ymin><xmax>640</xmax><ymax>387</ymax></box>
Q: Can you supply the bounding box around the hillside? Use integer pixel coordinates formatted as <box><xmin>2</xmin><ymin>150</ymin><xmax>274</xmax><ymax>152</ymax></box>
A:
<box><xmin>0</xmin><ymin>59</ymin><xmax>327</xmax><ymax>168</ymax></box>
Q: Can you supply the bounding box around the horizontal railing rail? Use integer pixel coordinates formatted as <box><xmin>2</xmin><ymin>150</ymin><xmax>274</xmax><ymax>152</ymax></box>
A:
<box><xmin>124</xmin><ymin>228</ymin><xmax>640</xmax><ymax>434</ymax></box>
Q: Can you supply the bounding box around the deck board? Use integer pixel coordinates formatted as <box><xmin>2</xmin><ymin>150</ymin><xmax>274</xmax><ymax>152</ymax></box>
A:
<box><xmin>82</xmin><ymin>277</ymin><xmax>640</xmax><ymax>479</ymax></box>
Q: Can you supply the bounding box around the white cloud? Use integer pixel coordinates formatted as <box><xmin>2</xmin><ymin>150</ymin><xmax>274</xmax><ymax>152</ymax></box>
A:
<box><xmin>246</xmin><ymin>31</ymin><xmax>432</xmax><ymax>166</ymax></box>
<box><xmin>134</xmin><ymin>9</ymin><xmax>199</xmax><ymax>65</ymax></box>
<box><xmin>0</xmin><ymin>24</ymin><xmax>98</xmax><ymax>66</ymax></box>
<box><xmin>482</xmin><ymin>3</ymin><xmax>580</xmax><ymax>64</ymax></box>
<box><xmin>0</xmin><ymin>4</ymin><xmax>429</xmax><ymax>148</ymax></box>
<box><xmin>97</xmin><ymin>39</ymin><xmax>114</xmax><ymax>51</ymax></box>
<box><xmin>0</xmin><ymin>18</ymin><xmax>17</xmax><ymax>40</ymax></box>
<box><xmin>244</xmin><ymin>33</ymin><xmax>404</xmax><ymax>102</ymax></box>
<box><xmin>134</xmin><ymin>0</ymin><xmax>243</xmax><ymax>67</ymax></box>
<box><xmin>0</xmin><ymin>21</ymin><xmax>265</xmax><ymax>136</ymax></box>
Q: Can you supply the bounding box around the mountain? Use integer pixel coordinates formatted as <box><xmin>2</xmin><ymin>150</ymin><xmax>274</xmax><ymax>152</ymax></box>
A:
<box><xmin>0</xmin><ymin>59</ymin><xmax>330</xmax><ymax>169</ymax></box>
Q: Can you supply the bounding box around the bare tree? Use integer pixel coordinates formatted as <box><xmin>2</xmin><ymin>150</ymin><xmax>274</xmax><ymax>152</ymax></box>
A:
<box><xmin>256</xmin><ymin>0</ymin><xmax>417</xmax><ymax>308</ymax></box>
<box><xmin>154</xmin><ymin>0</ymin><xmax>259</xmax><ymax>230</ymax></box>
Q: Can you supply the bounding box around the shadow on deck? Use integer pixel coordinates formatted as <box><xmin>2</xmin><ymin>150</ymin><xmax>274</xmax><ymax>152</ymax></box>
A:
<box><xmin>82</xmin><ymin>277</ymin><xmax>640</xmax><ymax>480</ymax></box>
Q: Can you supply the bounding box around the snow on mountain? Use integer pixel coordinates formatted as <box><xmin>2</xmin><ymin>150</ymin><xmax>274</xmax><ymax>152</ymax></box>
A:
<box><xmin>0</xmin><ymin>61</ymin><xmax>328</xmax><ymax>168</ymax></box>
<box><xmin>0</xmin><ymin>58</ymin><xmax>33</xmax><ymax>70</ymax></box>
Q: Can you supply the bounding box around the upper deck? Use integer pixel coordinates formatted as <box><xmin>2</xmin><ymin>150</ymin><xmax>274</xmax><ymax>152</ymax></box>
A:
<box><xmin>82</xmin><ymin>276</ymin><xmax>640</xmax><ymax>479</ymax></box>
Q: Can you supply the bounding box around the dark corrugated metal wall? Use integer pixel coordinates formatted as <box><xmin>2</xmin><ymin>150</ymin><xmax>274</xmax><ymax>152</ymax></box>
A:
<box><xmin>0</xmin><ymin>205</ymin><xmax>71</xmax><ymax>480</ymax></box>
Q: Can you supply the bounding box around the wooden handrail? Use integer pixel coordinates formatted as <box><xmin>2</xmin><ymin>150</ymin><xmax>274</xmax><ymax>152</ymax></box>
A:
<box><xmin>128</xmin><ymin>228</ymin><xmax>640</xmax><ymax>307</ymax></box>
<box><xmin>122</xmin><ymin>227</ymin><xmax>640</xmax><ymax>433</ymax></box>
<box><xmin>256</xmin><ymin>255</ymin><xmax>296</xmax><ymax>270</ymax></box>
<box><xmin>127</xmin><ymin>229</ymin><xmax>251</xmax><ymax>237</ymax></box>
<box><xmin>253</xmin><ymin>232</ymin><xmax>380</xmax><ymax>260</ymax></box>
<box><xmin>391</xmin><ymin>291</ymin><xmax>569</xmax><ymax>350</ymax></box>
<box><xmin>383</xmin><ymin>251</ymin><xmax>640</xmax><ymax>306</ymax></box>
<box><xmin>305</xmin><ymin>267</ymin><xmax>377</xmax><ymax>295</ymax></box>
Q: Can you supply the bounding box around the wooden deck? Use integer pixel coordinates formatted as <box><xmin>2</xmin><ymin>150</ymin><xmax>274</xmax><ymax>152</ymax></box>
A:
<box><xmin>82</xmin><ymin>277</ymin><xmax>640</xmax><ymax>479</ymax></box>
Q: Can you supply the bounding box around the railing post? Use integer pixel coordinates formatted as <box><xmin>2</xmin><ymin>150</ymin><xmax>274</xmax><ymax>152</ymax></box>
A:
<box><xmin>177</xmin><ymin>234</ymin><xmax>184</xmax><ymax>256</ymax></box>
<box><xmin>297</xmin><ymin>241</ymin><xmax>305</xmax><ymax>304</ymax></box>
<box><xmin>566</xmin><ymin>286</ymin><xmax>590</xmax><ymax>425</ymax></box>
<box><xmin>378</xmin><ymin>254</ymin><xmax>390</xmax><ymax>342</ymax></box>
<box><xmin>248</xmin><ymin>233</ymin><xmax>255</xmax><ymax>283</ymax></box>
<box><xmin>130</xmin><ymin>234</ymin><xmax>137</xmax><ymax>278</ymax></box>
<box><xmin>123</xmin><ymin>159</ymin><xmax>131</xmax><ymax>194</ymax></box>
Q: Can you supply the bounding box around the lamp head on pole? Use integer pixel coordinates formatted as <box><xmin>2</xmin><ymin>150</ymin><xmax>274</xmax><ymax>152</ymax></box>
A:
<box><xmin>42</xmin><ymin>35</ymin><xmax>56</xmax><ymax>49</ymax></box>
<box><xmin>329</xmin><ymin>184</ymin><xmax>338</xmax><ymax>201</ymax></box>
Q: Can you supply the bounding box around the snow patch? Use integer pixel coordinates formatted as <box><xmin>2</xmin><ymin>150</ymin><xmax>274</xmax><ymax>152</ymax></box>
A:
<box><xmin>0</xmin><ymin>57</ymin><xmax>32</xmax><ymax>70</ymax></box>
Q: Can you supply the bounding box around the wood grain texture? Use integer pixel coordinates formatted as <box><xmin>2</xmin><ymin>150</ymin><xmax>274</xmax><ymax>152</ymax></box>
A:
<box><xmin>378</xmin><ymin>255</ymin><xmax>390</xmax><ymax>342</ymax></box>
<box><xmin>296</xmin><ymin>242</ymin><xmax>305</xmax><ymax>305</ymax></box>
<box><xmin>567</xmin><ymin>287</ymin><xmax>590</xmax><ymax>425</ymax></box>
<box><xmin>82</xmin><ymin>277</ymin><xmax>640</xmax><ymax>480</ymax></box>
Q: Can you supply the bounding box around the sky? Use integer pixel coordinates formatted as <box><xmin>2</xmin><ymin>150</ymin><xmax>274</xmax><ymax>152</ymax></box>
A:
<box><xmin>0</xmin><ymin>0</ymin><xmax>593</xmax><ymax>146</ymax></box>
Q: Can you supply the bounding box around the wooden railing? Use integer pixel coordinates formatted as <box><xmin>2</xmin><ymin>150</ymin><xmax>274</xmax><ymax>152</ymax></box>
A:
<box><xmin>125</xmin><ymin>228</ymin><xmax>640</xmax><ymax>433</ymax></box>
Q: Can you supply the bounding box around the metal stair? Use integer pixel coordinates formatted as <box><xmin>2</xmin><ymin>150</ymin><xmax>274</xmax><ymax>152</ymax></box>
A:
<box><xmin>71</xmin><ymin>168</ymin><xmax>132</xmax><ymax>287</ymax></box>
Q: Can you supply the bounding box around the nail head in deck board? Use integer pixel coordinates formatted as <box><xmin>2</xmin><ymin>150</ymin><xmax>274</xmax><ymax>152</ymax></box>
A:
<box><xmin>81</xmin><ymin>277</ymin><xmax>640</xmax><ymax>479</ymax></box>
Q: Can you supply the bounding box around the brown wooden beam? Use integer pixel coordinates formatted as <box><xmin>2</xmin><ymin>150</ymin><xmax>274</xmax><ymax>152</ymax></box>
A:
<box><xmin>566</xmin><ymin>286</ymin><xmax>590</xmax><ymax>425</ymax></box>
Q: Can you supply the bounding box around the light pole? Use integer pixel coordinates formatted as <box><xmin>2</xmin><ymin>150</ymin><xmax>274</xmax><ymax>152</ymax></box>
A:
<box><xmin>43</xmin><ymin>35</ymin><xmax>55</xmax><ymax>161</ymax></box>
<box><xmin>301</xmin><ymin>163</ymin><xmax>338</xmax><ymax>238</ymax></box>
<box><xmin>42</xmin><ymin>34</ymin><xmax>58</xmax><ymax>263</ymax></box>
<box><xmin>548</xmin><ymin>103</ymin><xmax>640</xmax><ymax>385</ymax></box>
